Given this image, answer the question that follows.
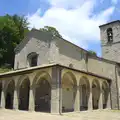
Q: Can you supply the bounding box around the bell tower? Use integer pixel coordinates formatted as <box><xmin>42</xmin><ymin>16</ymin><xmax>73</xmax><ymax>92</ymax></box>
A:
<box><xmin>99</xmin><ymin>20</ymin><xmax>120</xmax><ymax>62</ymax></box>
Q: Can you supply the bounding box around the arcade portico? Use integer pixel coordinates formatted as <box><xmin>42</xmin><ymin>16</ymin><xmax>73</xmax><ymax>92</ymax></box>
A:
<box><xmin>0</xmin><ymin>64</ymin><xmax>111</xmax><ymax>114</ymax></box>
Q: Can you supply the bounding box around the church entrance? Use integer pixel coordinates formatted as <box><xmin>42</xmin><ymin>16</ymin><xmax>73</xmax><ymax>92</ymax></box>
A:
<box><xmin>5</xmin><ymin>80</ymin><xmax>15</xmax><ymax>109</ymax></box>
<box><xmin>18</xmin><ymin>78</ymin><xmax>30</xmax><ymax>111</ymax></box>
<box><xmin>35</xmin><ymin>79</ymin><xmax>51</xmax><ymax>112</ymax></box>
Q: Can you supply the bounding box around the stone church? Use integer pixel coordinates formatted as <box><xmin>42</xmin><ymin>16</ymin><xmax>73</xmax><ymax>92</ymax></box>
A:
<box><xmin>0</xmin><ymin>20</ymin><xmax>120</xmax><ymax>114</ymax></box>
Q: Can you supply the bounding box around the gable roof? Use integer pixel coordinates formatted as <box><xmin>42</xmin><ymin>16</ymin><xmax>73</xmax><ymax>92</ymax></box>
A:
<box><xmin>14</xmin><ymin>29</ymin><xmax>53</xmax><ymax>53</ymax></box>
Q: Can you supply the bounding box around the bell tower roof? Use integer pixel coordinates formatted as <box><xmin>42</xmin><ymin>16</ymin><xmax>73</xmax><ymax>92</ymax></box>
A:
<box><xmin>99</xmin><ymin>20</ymin><xmax>120</xmax><ymax>28</ymax></box>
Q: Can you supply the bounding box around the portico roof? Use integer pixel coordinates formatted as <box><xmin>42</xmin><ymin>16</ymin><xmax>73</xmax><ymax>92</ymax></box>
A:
<box><xmin>0</xmin><ymin>63</ymin><xmax>111</xmax><ymax>81</ymax></box>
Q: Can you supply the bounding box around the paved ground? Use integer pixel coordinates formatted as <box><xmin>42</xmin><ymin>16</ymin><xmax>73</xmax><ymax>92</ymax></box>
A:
<box><xmin>0</xmin><ymin>109</ymin><xmax>120</xmax><ymax>120</ymax></box>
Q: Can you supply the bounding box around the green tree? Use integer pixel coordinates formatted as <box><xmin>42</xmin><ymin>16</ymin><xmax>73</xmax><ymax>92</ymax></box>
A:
<box><xmin>40</xmin><ymin>26</ymin><xmax>62</xmax><ymax>38</ymax></box>
<box><xmin>0</xmin><ymin>14</ymin><xmax>29</xmax><ymax>67</ymax></box>
<box><xmin>12</xmin><ymin>14</ymin><xmax>29</xmax><ymax>40</ymax></box>
<box><xmin>88</xmin><ymin>50</ymin><xmax>97</xmax><ymax>56</ymax></box>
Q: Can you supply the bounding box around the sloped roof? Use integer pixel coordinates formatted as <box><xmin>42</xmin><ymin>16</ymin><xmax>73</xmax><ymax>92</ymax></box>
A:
<box><xmin>0</xmin><ymin>63</ymin><xmax>111</xmax><ymax>81</ymax></box>
<box><xmin>14</xmin><ymin>29</ymin><xmax>53</xmax><ymax>53</ymax></box>
<box><xmin>99</xmin><ymin>20</ymin><xmax>120</xmax><ymax>28</ymax></box>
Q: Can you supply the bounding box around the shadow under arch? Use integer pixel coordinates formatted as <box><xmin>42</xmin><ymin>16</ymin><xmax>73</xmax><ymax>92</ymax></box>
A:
<box><xmin>5</xmin><ymin>80</ymin><xmax>15</xmax><ymax>109</ymax></box>
<box><xmin>79</xmin><ymin>76</ymin><xmax>90</xmax><ymax>111</ymax></box>
<box><xmin>62</xmin><ymin>71</ymin><xmax>77</xmax><ymax>112</ymax></box>
<box><xmin>33</xmin><ymin>71</ymin><xmax>51</xmax><ymax>112</ymax></box>
<box><xmin>92</xmin><ymin>79</ymin><xmax>100</xmax><ymax>110</ymax></box>
<box><xmin>0</xmin><ymin>81</ymin><xmax>2</xmax><ymax>106</ymax></box>
<box><xmin>102</xmin><ymin>81</ymin><xmax>109</xmax><ymax>109</ymax></box>
<box><xmin>18</xmin><ymin>76</ymin><xmax>30</xmax><ymax>111</ymax></box>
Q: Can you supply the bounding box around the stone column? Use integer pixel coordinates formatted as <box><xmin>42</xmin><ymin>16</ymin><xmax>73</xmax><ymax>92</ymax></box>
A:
<box><xmin>99</xmin><ymin>81</ymin><xmax>103</xmax><ymax>109</ymax></box>
<box><xmin>107</xmin><ymin>88</ymin><xmax>111</xmax><ymax>109</ymax></box>
<box><xmin>79</xmin><ymin>85</ymin><xmax>82</xmax><ymax>110</ymax></box>
<box><xmin>13</xmin><ymin>89</ymin><xmax>18</xmax><ymax>110</ymax></box>
<box><xmin>74</xmin><ymin>85</ymin><xmax>80</xmax><ymax>112</ymax></box>
<box><xmin>28</xmin><ymin>72</ymin><xmax>36</xmax><ymax>111</ymax></box>
<box><xmin>88</xmin><ymin>80</ymin><xmax>93</xmax><ymax>110</ymax></box>
<box><xmin>1</xmin><ymin>90</ymin><xmax>5</xmax><ymax>108</ymax></box>
<box><xmin>51</xmin><ymin>66</ymin><xmax>62</xmax><ymax>114</ymax></box>
<box><xmin>29</xmin><ymin>88</ymin><xmax>35</xmax><ymax>111</ymax></box>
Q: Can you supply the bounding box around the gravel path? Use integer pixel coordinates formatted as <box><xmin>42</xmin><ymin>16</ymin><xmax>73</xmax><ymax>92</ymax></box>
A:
<box><xmin>0</xmin><ymin>109</ymin><xmax>120</xmax><ymax>120</ymax></box>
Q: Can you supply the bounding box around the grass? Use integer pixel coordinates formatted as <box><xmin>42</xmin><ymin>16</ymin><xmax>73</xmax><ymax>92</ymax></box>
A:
<box><xmin>0</xmin><ymin>67</ymin><xmax>12</xmax><ymax>73</ymax></box>
<box><xmin>110</xmin><ymin>110</ymin><xmax>120</xmax><ymax>112</ymax></box>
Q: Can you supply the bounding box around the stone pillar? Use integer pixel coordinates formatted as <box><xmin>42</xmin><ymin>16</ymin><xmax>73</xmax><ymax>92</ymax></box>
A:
<box><xmin>79</xmin><ymin>85</ymin><xmax>82</xmax><ymax>110</ymax></box>
<box><xmin>13</xmin><ymin>89</ymin><xmax>18</xmax><ymax>110</ymax></box>
<box><xmin>28</xmin><ymin>72</ymin><xmax>36</xmax><ymax>111</ymax></box>
<box><xmin>88</xmin><ymin>80</ymin><xmax>93</xmax><ymax>110</ymax></box>
<box><xmin>51</xmin><ymin>66</ymin><xmax>62</xmax><ymax>114</ymax></box>
<box><xmin>1</xmin><ymin>90</ymin><xmax>5</xmax><ymax>108</ymax></box>
<box><xmin>107</xmin><ymin>88</ymin><xmax>111</xmax><ymax>109</ymax></box>
<box><xmin>74</xmin><ymin>86</ymin><xmax>80</xmax><ymax>112</ymax></box>
<box><xmin>29</xmin><ymin>88</ymin><xmax>35</xmax><ymax>111</ymax></box>
<box><xmin>99</xmin><ymin>81</ymin><xmax>103</xmax><ymax>109</ymax></box>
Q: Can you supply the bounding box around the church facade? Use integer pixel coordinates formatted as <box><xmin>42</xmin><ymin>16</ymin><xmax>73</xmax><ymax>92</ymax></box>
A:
<box><xmin>0</xmin><ymin>20</ymin><xmax>120</xmax><ymax>114</ymax></box>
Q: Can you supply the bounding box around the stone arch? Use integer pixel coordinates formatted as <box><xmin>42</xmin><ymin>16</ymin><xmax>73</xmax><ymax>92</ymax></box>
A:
<box><xmin>32</xmin><ymin>71</ymin><xmax>51</xmax><ymax>87</ymax></box>
<box><xmin>5</xmin><ymin>79</ymin><xmax>15</xmax><ymax>109</ymax></box>
<box><xmin>33</xmin><ymin>71</ymin><xmax>51</xmax><ymax>112</ymax></box>
<box><xmin>17</xmin><ymin>75</ymin><xmax>31</xmax><ymax>88</ymax></box>
<box><xmin>18</xmin><ymin>76</ymin><xmax>30</xmax><ymax>111</ymax></box>
<box><xmin>92</xmin><ymin>79</ymin><xmax>100</xmax><ymax>109</ymax></box>
<box><xmin>62</xmin><ymin>72</ymin><xmax>77</xmax><ymax>112</ymax></box>
<box><xmin>102</xmin><ymin>81</ymin><xmax>109</xmax><ymax>109</ymax></box>
<box><xmin>79</xmin><ymin>76</ymin><xmax>90</xmax><ymax>111</ymax></box>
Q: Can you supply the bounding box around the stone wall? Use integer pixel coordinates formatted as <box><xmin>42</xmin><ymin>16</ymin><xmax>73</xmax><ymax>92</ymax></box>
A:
<box><xmin>55</xmin><ymin>37</ymin><xmax>87</xmax><ymax>71</ymax></box>
<box><xmin>14</xmin><ymin>30</ymin><xmax>53</xmax><ymax>69</ymax></box>
<box><xmin>102</xmin><ymin>43</ymin><xmax>120</xmax><ymax>63</ymax></box>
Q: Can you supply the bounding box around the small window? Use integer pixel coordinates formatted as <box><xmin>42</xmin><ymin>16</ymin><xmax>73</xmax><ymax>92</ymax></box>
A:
<box><xmin>107</xmin><ymin>28</ymin><xmax>113</xmax><ymax>42</ymax></box>
<box><xmin>27</xmin><ymin>52</ymin><xmax>38</xmax><ymax>67</ymax></box>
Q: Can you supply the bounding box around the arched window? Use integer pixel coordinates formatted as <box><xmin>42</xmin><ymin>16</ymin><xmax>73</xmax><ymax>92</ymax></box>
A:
<box><xmin>107</xmin><ymin>28</ymin><xmax>113</xmax><ymax>42</ymax></box>
<box><xmin>27</xmin><ymin>52</ymin><xmax>38</xmax><ymax>67</ymax></box>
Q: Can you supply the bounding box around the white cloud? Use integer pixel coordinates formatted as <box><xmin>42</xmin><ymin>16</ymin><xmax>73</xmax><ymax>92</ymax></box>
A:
<box><xmin>49</xmin><ymin>0</ymin><xmax>86</xmax><ymax>9</ymax></box>
<box><xmin>111</xmin><ymin>0</ymin><xmax>118</xmax><ymax>5</ymax></box>
<box><xmin>27</xmin><ymin>0</ymin><xmax>115</xmax><ymax>50</ymax></box>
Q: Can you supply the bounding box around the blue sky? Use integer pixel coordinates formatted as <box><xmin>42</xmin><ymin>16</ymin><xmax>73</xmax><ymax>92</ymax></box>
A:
<box><xmin>0</xmin><ymin>0</ymin><xmax>120</xmax><ymax>56</ymax></box>
<box><xmin>0</xmin><ymin>0</ymin><xmax>50</xmax><ymax>15</ymax></box>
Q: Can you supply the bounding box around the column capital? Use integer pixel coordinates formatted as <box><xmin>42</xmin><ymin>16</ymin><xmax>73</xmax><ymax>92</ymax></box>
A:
<box><xmin>89</xmin><ymin>78</ymin><xmax>93</xmax><ymax>88</ymax></box>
